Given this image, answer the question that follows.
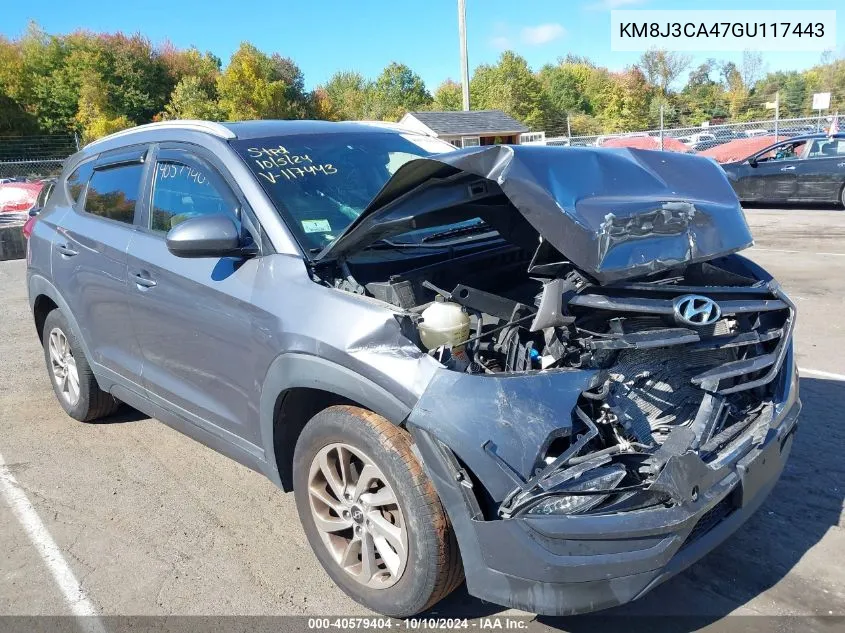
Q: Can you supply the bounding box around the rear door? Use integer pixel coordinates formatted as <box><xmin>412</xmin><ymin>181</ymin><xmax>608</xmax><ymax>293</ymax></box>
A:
<box><xmin>52</xmin><ymin>148</ymin><xmax>147</xmax><ymax>384</ymax></box>
<box><xmin>125</xmin><ymin>145</ymin><xmax>266</xmax><ymax>447</ymax></box>
<box><xmin>795</xmin><ymin>139</ymin><xmax>845</xmax><ymax>202</ymax></box>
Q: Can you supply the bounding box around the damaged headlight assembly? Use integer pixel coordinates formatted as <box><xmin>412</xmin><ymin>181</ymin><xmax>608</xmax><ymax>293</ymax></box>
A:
<box><xmin>524</xmin><ymin>464</ymin><xmax>628</xmax><ymax>515</ymax></box>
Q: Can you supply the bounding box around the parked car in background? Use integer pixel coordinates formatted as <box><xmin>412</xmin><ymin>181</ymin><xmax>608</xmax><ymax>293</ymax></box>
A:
<box><xmin>0</xmin><ymin>180</ymin><xmax>43</xmax><ymax>214</ymax></box>
<box><xmin>679</xmin><ymin>132</ymin><xmax>716</xmax><ymax>147</ymax></box>
<box><xmin>742</xmin><ymin>128</ymin><xmax>770</xmax><ymax>138</ymax></box>
<box><xmin>720</xmin><ymin>133</ymin><xmax>845</xmax><ymax>205</ymax></box>
<box><xmin>27</xmin><ymin>120</ymin><xmax>799</xmax><ymax>617</ymax></box>
<box><xmin>28</xmin><ymin>178</ymin><xmax>56</xmax><ymax>216</ymax></box>
<box><xmin>779</xmin><ymin>124</ymin><xmax>818</xmax><ymax>138</ymax></box>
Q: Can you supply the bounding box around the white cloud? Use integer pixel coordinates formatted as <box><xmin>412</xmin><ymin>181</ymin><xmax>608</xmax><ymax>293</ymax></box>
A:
<box><xmin>585</xmin><ymin>0</ymin><xmax>647</xmax><ymax>11</ymax></box>
<box><xmin>489</xmin><ymin>35</ymin><xmax>513</xmax><ymax>50</ymax></box>
<box><xmin>520</xmin><ymin>23</ymin><xmax>566</xmax><ymax>46</ymax></box>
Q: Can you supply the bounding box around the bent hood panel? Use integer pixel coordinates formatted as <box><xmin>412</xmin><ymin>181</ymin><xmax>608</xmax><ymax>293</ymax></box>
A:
<box><xmin>319</xmin><ymin>144</ymin><xmax>753</xmax><ymax>284</ymax></box>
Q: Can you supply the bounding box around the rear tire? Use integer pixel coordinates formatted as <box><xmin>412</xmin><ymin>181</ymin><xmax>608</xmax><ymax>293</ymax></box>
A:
<box><xmin>293</xmin><ymin>405</ymin><xmax>463</xmax><ymax>617</ymax></box>
<box><xmin>840</xmin><ymin>183</ymin><xmax>845</xmax><ymax>209</ymax></box>
<box><xmin>42</xmin><ymin>309</ymin><xmax>120</xmax><ymax>422</ymax></box>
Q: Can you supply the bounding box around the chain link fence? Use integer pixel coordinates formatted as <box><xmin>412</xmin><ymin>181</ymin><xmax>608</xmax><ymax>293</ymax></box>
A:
<box><xmin>544</xmin><ymin>115</ymin><xmax>838</xmax><ymax>153</ymax></box>
<box><xmin>0</xmin><ymin>134</ymin><xmax>78</xmax><ymax>181</ymax></box>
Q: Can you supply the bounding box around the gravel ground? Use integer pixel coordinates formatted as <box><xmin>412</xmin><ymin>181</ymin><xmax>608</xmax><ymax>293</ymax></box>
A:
<box><xmin>0</xmin><ymin>208</ymin><xmax>843</xmax><ymax>630</ymax></box>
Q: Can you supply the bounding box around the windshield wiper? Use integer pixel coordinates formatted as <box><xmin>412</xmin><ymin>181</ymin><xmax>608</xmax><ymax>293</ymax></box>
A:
<box><xmin>420</xmin><ymin>222</ymin><xmax>495</xmax><ymax>243</ymax></box>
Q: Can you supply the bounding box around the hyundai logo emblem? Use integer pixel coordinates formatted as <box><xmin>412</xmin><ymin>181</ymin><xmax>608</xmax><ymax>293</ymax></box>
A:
<box><xmin>673</xmin><ymin>294</ymin><xmax>721</xmax><ymax>326</ymax></box>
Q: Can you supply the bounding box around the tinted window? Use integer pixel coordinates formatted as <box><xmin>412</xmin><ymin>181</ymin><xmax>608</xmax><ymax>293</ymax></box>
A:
<box><xmin>230</xmin><ymin>132</ymin><xmax>455</xmax><ymax>250</ymax></box>
<box><xmin>35</xmin><ymin>181</ymin><xmax>54</xmax><ymax>208</ymax></box>
<box><xmin>150</xmin><ymin>161</ymin><xmax>238</xmax><ymax>233</ymax></box>
<box><xmin>84</xmin><ymin>164</ymin><xmax>143</xmax><ymax>224</ymax></box>
<box><xmin>808</xmin><ymin>139</ymin><xmax>845</xmax><ymax>158</ymax></box>
<box><xmin>66</xmin><ymin>163</ymin><xmax>93</xmax><ymax>204</ymax></box>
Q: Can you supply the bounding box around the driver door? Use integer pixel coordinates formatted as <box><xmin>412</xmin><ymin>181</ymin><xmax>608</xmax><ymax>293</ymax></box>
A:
<box><xmin>125</xmin><ymin>145</ymin><xmax>266</xmax><ymax>447</ymax></box>
<box><xmin>743</xmin><ymin>142</ymin><xmax>800</xmax><ymax>202</ymax></box>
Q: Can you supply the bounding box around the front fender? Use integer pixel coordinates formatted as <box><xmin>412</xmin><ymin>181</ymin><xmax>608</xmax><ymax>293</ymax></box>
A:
<box><xmin>407</xmin><ymin>367</ymin><xmax>601</xmax><ymax>501</ymax></box>
<box><xmin>258</xmin><ymin>352</ymin><xmax>413</xmax><ymax>485</ymax></box>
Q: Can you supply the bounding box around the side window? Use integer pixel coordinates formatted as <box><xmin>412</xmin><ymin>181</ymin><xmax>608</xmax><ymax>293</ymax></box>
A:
<box><xmin>66</xmin><ymin>162</ymin><xmax>94</xmax><ymax>205</ymax></box>
<box><xmin>150</xmin><ymin>160</ymin><xmax>239</xmax><ymax>233</ymax></box>
<box><xmin>84</xmin><ymin>163</ymin><xmax>143</xmax><ymax>225</ymax></box>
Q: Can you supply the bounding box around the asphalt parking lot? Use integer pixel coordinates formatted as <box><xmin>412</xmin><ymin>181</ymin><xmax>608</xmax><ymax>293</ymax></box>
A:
<box><xmin>1</xmin><ymin>208</ymin><xmax>844</xmax><ymax>629</ymax></box>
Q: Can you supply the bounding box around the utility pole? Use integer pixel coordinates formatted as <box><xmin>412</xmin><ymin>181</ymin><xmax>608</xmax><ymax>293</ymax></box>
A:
<box><xmin>774</xmin><ymin>91</ymin><xmax>780</xmax><ymax>142</ymax></box>
<box><xmin>458</xmin><ymin>0</ymin><xmax>470</xmax><ymax>111</ymax></box>
<box><xmin>566</xmin><ymin>114</ymin><xmax>572</xmax><ymax>141</ymax></box>
<box><xmin>659</xmin><ymin>103</ymin><xmax>665</xmax><ymax>151</ymax></box>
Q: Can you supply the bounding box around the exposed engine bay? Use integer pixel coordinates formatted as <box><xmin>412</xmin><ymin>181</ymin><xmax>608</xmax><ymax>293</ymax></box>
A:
<box><xmin>308</xmin><ymin>144</ymin><xmax>794</xmax><ymax>519</ymax></box>
<box><xmin>314</xmin><ymin>237</ymin><xmax>794</xmax><ymax>518</ymax></box>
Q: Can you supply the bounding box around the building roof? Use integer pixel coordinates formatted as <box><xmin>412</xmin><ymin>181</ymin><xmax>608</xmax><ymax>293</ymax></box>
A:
<box><xmin>402</xmin><ymin>110</ymin><xmax>529</xmax><ymax>136</ymax></box>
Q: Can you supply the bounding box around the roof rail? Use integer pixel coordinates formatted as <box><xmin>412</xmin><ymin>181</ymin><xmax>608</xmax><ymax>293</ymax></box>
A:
<box><xmin>346</xmin><ymin>120</ymin><xmax>434</xmax><ymax>136</ymax></box>
<box><xmin>84</xmin><ymin>120</ymin><xmax>236</xmax><ymax>149</ymax></box>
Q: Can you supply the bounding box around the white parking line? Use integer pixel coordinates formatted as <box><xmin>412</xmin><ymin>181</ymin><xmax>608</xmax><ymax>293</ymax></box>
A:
<box><xmin>750</xmin><ymin>248</ymin><xmax>845</xmax><ymax>257</ymax></box>
<box><xmin>0</xmin><ymin>450</ymin><xmax>106</xmax><ymax>633</ymax></box>
<box><xmin>799</xmin><ymin>367</ymin><xmax>845</xmax><ymax>381</ymax></box>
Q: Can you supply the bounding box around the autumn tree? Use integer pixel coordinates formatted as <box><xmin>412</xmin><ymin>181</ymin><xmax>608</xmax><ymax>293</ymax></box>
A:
<box><xmin>639</xmin><ymin>48</ymin><xmax>691</xmax><ymax>94</ymax></box>
<box><xmin>217</xmin><ymin>43</ymin><xmax>308</xmax><ymax>120</ymax></box>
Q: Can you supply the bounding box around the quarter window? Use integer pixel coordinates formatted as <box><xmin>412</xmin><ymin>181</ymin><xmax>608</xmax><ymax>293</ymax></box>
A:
<box><xmin>150</xmin><ymin>160</ymin><xmax>238</xmax><ymax>233</ymax></box>
<box><xmin>84</xmin><ymin>163</ymin><xmax>143</xmax><ymax>224</ymax></box>
<box><xmin>66</xmin><ymin>162</ymin><xmax>94</xmax><ymax>205</ymax></box>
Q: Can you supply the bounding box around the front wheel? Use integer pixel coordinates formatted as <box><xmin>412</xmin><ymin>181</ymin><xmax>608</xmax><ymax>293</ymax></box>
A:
<box><xmin>293</xmin><ymin>406</ymin><xmax>463</xmax><ymax>617</ymax></box>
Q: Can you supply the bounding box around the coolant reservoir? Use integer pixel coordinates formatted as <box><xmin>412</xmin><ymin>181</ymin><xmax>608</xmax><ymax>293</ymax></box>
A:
<box><xmin>418</xmin><ymin>298</ymin><xmax>471</xmax><ymax>351</ymax></box>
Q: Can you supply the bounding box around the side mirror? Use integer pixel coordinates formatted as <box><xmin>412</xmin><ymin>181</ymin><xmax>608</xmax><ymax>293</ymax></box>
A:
<box><xmin>166</xmin><ymin>214</ymin><xmax>256</xmax><ymax>258</ymax></box>
<box><xmin>748</xmin><ymin>156</ymin><xmax>758</xmax><ymax>167</ymax></box>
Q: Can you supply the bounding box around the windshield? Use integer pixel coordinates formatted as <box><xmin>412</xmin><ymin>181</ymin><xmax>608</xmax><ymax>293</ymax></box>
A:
<box><xmin>230</xmin><ymin>132</ymin><xmax>455</xmax><ymax>251</ymax></box>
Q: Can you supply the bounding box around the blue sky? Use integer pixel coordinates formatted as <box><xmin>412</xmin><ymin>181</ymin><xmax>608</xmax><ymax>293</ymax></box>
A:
<box><xmin>2</xmin><ymin>0</ymin><xmax>842</xmax><ymax>90</ymax></box>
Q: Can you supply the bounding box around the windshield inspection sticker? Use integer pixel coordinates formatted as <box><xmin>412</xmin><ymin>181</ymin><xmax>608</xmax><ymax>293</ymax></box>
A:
<box><xmin>302</xmin><ymin>219</ymin><xmax>332</xmax><ymax>233</ymax></box>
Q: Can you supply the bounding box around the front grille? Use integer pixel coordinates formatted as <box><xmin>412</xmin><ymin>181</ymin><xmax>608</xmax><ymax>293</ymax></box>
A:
<box><xmin>571</xmin><ymin>280</ymin><xmax>793</xmax><ymax>393</ymax></box>
<box><xmin>680</xmin><ymin>497</ymin><xmax>734</xmax><ymax>549</ymax></box>
<box><xmin>570</xmin><ymin>276</ymin><xmax>794</xmax><ymax>445</ymax></box>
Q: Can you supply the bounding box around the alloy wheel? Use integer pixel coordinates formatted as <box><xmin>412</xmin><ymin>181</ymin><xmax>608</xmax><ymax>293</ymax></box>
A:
<box><xmin>307</xmin><ymin>442</ymin><xmax>408</xmax><ymax>589</ymax></box>
<box><xmin>48</xmin><ymin>327</ymin><xmax>79</xmax><ymax>406</ymax></box>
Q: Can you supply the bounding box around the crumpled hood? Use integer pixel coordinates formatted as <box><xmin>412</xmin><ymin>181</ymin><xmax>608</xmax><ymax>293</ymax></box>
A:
<box><xmin>317</xmin><ymin>144</ymin><xmax>753</xmax><ymax>284</ymax></box>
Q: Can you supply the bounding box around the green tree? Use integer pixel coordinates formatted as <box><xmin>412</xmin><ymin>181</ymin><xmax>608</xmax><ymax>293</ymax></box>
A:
<box><xmin>217</xmin><ymin>43</ymin><xmax>307</xmax><ymax>120</ymax></box>
<box><xmin>470</xmin><ymin>51</ymin><xmax>548</xmax><ymax>129</ymax></box>
<box><xmin>366</xmin><ymin>62</ymin><xmax>431</xmax><ymax>121</ymax></box>
<box><xmin>432</xmin><ymin>79</ymin><xmax>463</xmax><ymax>111</ymax></box>
<box><xmin>320</xmin><ymin>71</ymin><xmax>370</xmax><ymax>121</ymax></box>
<box><xmin>163</xmin><ymin>76</ymin><xmax>224</xmax><ymax>120</ymax></box>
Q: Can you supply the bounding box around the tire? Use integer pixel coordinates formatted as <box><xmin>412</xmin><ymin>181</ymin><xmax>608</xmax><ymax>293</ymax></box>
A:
<box><xmin>42</xmin><ymin>309</ymin><xmax>120</xmax><ymax>422</ymax></box>
<box><xmin>293</xmin><ymin>405</ymin><xmax>463</xmax><ymax>617</ymax></box>
<box><xmin>840</xmin><ymin>183</ymin><xmax>845</xmax><ymax>209</ymax></box>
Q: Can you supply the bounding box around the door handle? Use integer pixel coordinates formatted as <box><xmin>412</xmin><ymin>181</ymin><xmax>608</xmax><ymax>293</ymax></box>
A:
<box><xmin>56</xmin><ymin>243</ymin><xmax>78</xmax><ymax>257</ymax></box>
<box><xmin>133</xmin><ymin>272</ymin><xmax>157</xmax><ymax>288</ymax></box>
<box><xmin>780</xmin><ymin>165</ymin><xmax>796</xmax><ymax>171</ymax></box>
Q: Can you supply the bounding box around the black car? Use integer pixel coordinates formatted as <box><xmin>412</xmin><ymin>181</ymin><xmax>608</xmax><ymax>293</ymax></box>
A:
<box><xmin>720</xmin><ymin>133</ymin><xmax>845</xmax><ymax>206</ymax></box>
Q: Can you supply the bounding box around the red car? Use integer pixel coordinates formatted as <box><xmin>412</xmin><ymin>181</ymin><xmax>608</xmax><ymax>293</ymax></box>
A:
<box><xmin>0</xmin><ymin>180</ymin><xmax>43</xmax><ymax>214</ymax></box>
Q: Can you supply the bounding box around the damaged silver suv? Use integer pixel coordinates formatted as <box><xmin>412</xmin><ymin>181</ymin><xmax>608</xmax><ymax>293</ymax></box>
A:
<box><xmin>27</xmin><ymin>120</ymin><xmax>800</xmax><ymax>616</ymax></box>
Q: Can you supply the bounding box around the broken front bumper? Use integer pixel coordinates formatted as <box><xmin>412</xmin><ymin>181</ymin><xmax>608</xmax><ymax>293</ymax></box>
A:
<box><xmin>409</xmin><ymin>358</ymin><xmax>800</xmax><ymax>616</ymax></box>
